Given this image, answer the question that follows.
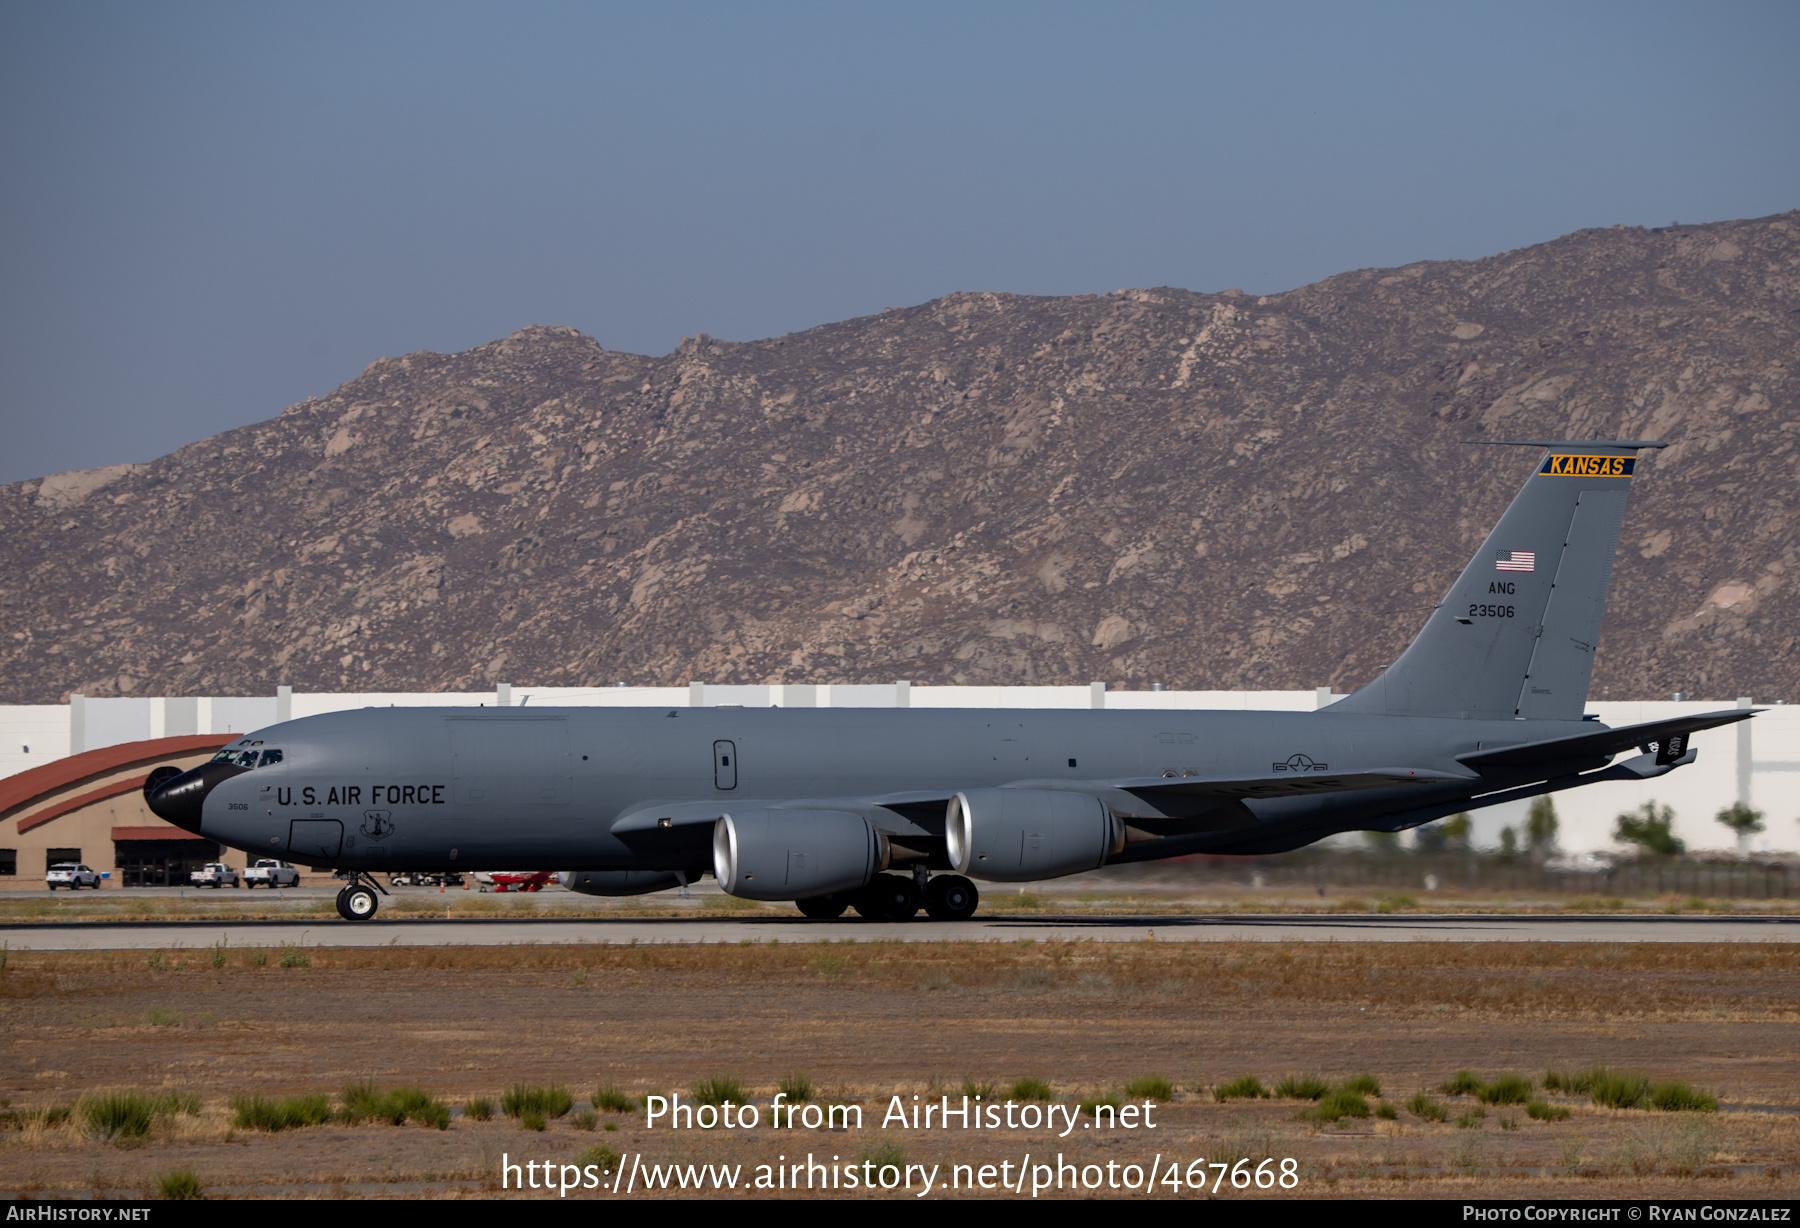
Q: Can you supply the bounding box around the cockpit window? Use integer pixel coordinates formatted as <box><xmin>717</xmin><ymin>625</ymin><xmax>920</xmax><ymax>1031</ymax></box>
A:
<box><xmin>258</xmin><ymin>749</ymin><xmax>283</xmax><ymax>768</ymax></box>
<box><xmin>210</xmin><ymin>748</ymin><xmax>261</xmax><ymax>768</ymax></box>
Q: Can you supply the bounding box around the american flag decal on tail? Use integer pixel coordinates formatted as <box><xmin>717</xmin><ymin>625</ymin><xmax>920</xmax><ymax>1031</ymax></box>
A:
<box><xmin>1496</xmin><ymin>550</ymin><xmax>1536</xmax><ymax>573</ymax></box>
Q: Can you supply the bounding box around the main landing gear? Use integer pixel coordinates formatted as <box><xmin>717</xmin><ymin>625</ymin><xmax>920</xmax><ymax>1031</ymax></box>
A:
<box><xmin>335</xmin><ymin>870</ymin><xmax>387</xmax><ymax>921</ymax></box>
<box><xmin>795</xmin><ymin>871</ymin><xmax>979</xmax><ymax>922</ymax></box>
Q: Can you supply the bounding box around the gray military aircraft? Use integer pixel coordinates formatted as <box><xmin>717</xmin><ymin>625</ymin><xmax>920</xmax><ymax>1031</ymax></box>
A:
<box><xmin>146</xmin><ymin>440</ymin><xmax>1755</xmax><ymax>922</ymax></box>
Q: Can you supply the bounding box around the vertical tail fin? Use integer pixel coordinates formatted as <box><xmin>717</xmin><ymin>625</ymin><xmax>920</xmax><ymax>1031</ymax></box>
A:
<box><xmin>1332</xmin><ymin>440</ymin><xmax>1664</xmax><ymax>722</ymax></box>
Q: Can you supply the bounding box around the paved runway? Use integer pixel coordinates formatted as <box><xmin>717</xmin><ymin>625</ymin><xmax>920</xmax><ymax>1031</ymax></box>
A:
<box><xmin>1</xmin><ymin>913</ymin><xmax>1794</xmax><ymax>950</ymax></box>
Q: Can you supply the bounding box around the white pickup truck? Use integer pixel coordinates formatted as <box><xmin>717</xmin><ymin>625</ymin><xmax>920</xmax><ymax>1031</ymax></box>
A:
<box><xmin>243</xmin><ymin>859</ymin><xmax>300</xmax><ymax>888</ymax></box>
<box><xmin>189</xmin><ymin>862</ymin><xmax>241</xmax><ymax>888</ymax></box>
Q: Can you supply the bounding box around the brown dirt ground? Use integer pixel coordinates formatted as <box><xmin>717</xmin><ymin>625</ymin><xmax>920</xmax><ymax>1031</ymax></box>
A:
<box><xmin>2</xmin><ymin>941</ymin><xmax>1796</xmax><ymax>1200</ymax></box>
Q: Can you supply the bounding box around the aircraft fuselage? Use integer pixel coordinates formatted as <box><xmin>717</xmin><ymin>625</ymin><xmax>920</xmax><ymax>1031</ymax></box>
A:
<box><xmin>170</xmin><ymin>704</ymin><xmax>1589</xmax><ymax>873</ymax></box>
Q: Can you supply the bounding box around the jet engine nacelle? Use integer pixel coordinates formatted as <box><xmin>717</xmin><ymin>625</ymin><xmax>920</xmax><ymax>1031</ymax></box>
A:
<box><xmin>559</xmin><ymin>870</ymin><xmax>686</xmax><ymax>897</ymax></box>
<box><xmin>712</xmin><ymin>809</ymin><xmax>886</xmax><ymax>901</ymax></box>
<box><xmin>946</xmin><ymin>788</ymin><xmax>1122</xmax><ymax>882</ymax></box>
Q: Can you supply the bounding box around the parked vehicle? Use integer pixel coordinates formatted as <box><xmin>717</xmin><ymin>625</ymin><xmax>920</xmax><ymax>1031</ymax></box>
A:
<box><xmin>189</xmin><ymin>862</ymin><xmax>241</xmax><ymax>888</ymax></box>
<box><xmin>243</xmin><ymin>859</ymin><xmax>300</xmax><ymax>888</ymax></box>
<box><xmin>475</xmin><ymin>871</ymin><xmax>553</xmax><ymax>893</ymax></box>
<box><xmin>387</xmin><ymin>871</ymin><xmax>464</xmax><ymax>888</ymax></box>
<box><xmin>46</xmin><ymin>862</ymin><xmax>100</xmax><ymax>890</ymax></box>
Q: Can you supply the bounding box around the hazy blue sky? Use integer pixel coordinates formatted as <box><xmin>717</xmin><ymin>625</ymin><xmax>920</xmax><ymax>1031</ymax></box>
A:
<box><xmin>2</xmin><ymin>1</ymin><xmax>1796</xmax><ymax>483</ymax></box>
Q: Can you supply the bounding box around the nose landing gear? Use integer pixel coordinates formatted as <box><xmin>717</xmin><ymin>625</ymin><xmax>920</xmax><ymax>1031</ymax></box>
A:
<box><xmin>334</xmin><ymin>870</ymin><xmax>387</xmax><ymax>921</ymax></box>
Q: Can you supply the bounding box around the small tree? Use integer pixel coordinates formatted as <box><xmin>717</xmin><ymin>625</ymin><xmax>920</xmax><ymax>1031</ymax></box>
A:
<box><xmin>1614</xmin><ymin>801</ymin><xmax>1684</xmax><ymax>857</ymax></box>
<box><xmin>1525</xmin><ymin>796</ymin><xmax>1559</xmax><ymax>855</ymax></box>
<box><xmin>1715</xmin><ymin>802</ymin><xmax>1765</xmax><ymax>851</ymax></box>
<box><xmin>1414</xmin><ymin>813</ymin><xmax>1472</xmax><ymax>854</ymax></box>
<box><xmin>1442</xmin><ymin>813</ymin><xmax>1472</xmax><ymax>851</ymax></box>
<box><xmin>1499</xmin><ymin>826</ymin><xmax>1519</xmax><ymax>858</ymax></box>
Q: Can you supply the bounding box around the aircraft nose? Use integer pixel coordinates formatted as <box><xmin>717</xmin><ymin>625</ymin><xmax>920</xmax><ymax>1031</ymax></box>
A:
<box><xmin>144</xmin><ymin>761</ymin><xmax>249</xmax><ymax>834</ymax></box>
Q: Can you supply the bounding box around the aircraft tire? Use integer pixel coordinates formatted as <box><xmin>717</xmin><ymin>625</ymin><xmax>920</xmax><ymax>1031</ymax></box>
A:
<box><xmin>923</xmin><ymin>875</ymin><xmax>979</xmax><ymax>922</ymax></box>
<box><xmin>795</xmin><ymin>894</ymin><xmax>850</xmax><ymax>919</ymax></box>
<box><xmin>339</xmin><ymin>884</ymin><xmax>379</xmax><ymax>921</ymax></box>
<box><xmin>854</xmin><ymin>874</ymin><xmax>920</xmax><ymax>921</ymax></box>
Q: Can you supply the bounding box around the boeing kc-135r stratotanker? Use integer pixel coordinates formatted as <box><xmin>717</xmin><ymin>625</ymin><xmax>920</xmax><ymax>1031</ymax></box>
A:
<box><xmin>146</xmin><ymin>441</ymin><xmax>1757</xmax><ymax>922</ymax></box>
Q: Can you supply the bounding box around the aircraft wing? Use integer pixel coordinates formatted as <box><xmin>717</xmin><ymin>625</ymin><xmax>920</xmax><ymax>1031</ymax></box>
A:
<box><xmin>1111</xmin><ymin>766</ymin><xmax>1467</xmax><ymax>802</ymax></box>
<box><xmin>1457</xmin><ymin>707</ymin><xmax>1757</xmax><ymax>773</ymax></box>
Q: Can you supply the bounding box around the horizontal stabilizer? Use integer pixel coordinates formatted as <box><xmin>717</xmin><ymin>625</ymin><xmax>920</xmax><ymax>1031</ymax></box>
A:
<box><xmin>1458</xmin><ymin>708</ymin><xmax>1757</xmax><ymax>772</ymax></box>
<box><xmin>1114</xmin><ymin>767</ymin><xmax>1466</xmax><ymax>802</ymax></box>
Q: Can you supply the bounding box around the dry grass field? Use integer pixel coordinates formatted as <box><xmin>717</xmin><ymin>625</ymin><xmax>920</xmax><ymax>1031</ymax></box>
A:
<box><xmin>1</xmin><ymin>940</ymin><xmax>1796</xmax><ymax>1199</ymax></box>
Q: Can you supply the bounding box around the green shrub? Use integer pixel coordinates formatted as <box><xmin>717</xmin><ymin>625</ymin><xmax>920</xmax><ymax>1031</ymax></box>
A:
<box><xmin>277</xmin><ymin>946</ymin><xmax>308</xmax><ymax>969</ymax></box>
<box><xmin>155</xmin><ymin>1168</ymin><xmax>202</xmax><ymax>1200</ymax></box>
<box><xmin>502</xmin><ymin>1083</ymin><xmax>574</xmax><ymax>1118</ymax></box>
<box><xmin>388</xmin><ymin>1086</ymin><xmax>441</xmax><ymax>1122</ymax></box>
<box><xmin>232</xmin><ymin>1094</ymin><xmax>332</xmax><ymax>1132</ymax></box>
<box><xmin>570</xmin><ymin>1109</ymin><xmax>597</xmax><ymax>1131</ymax></box>
<box><xmin>1273</xmin><ymin>1075</ymin><xmax>1329</xmax><ymax>1101</ymax></box>
<box><xmin>1341</xmin><ymin>1072</ymin><xmax>1382</xmax><ymax>1098</ymax></box>
<box><xmin>1526</xmin><ymin>1100</ymin><xmax>1570</xmax><ymax>1121</ymax></box>
<box><xmin>861</xmin><ymin>1139</ymin><xmax>907</xmax><ymax>1170</ymax></box>
<box><xmin>1008</xmin><ymin>1077</ymin><xmax>1054</xmax><ymax>1102</ymax></box>
<box><xmin>1455</xmin><ymin>1106</ymin><xmax>1486</xmax><ymax>1129</ymax></box>
<box><xmin>960</xmin><ymin>1079</ymin><xmax>997</xmax><ymax>1100</ymax></box>
<box><xmin>82</xmin><ymin>1090</ymin><xmax>201</xmax><ymax>1142</ymax></box>
<box><xmin>160</xmin><ymin>1091</ymin><xmax>201</xmax><ymax>1117</ymax></box>
<box><xmin>1077</xmin><ymin>1093</ymin><xmax>1121</xmax><ymax>1117</ymax></box>
<box><xmin>1375</xmin><ymin>1102</ymin><xmax>1398</xmax><ymax>1120</ymax></box>
<box><xmin>575</xmin><ymin>1145</ymin><xmax>620</xmax><ymax>1173</ymax></box>
<box><xmin>464</xmin><ymin>1097</ymin><xmax>494</xmax><ymax>1122</ymax></box>
<box><xmin>1585</xmin><ymin>1069</ymin><xmax>1650</xmax><ymax>1110</ymax></box>
<box><xmin>1545</xmin><ymin>1066</ymin><xmax>1612</xmax><ymax>1095</ymax></box>
<box><xmin>249</xmin><ymin>950</ymin><xmax>267</xmax><ymax>968</ymax></box>
<box><xmin>1440</xmin><ymin>1070</ymin><xmax>1483</xmax><ymax>1096</ymax></box>
<box><xmin>1406</xmin><ymin>1093</ymin><xmax>1448</xmax><ymax>1122</ymax></box>
<box><xmin>520</xmin><ymin>1109</ymin><xmax>546</xmax><ymax>1132</ymax></box>
<box><xmin>776</xmin><ymin>1072</ymin><xmax>813</xmax><ymax>1103</ymax></box>
<box><xmin>1213</xmin><ymin>1076</ymin><xmax>1268</xmax><ymax>1102</ymax></box>
<box><xmin>594</xmin><ymin>1082</ymin><xmax>637</xmax><ymax>1113</ymax></box>
<box><xmin>1478</xmin><ymin>1074</ymin><xmax>1534</xmax><ymax>1105</ymax></box>
<box><xmin>1123</xmin><ymin>1074</ymin><xmax>1174</xmax><ymax>1100</ymax></box>
<box><xmin>384</xmin><ymin>1088</ymin><xmax>450</xmax><ymax>1130</ymax></box>
<box><xmin>337</xmin><ymin>1083</ymin><xmax>448</xmax><ymax>1127</ymax></box>
<box><xmin>1648</xmin><ymin>1080</ymin><xmax>1717</xmax><ymax>1113</ymax></box>
<box><xmin>83</xmin><ymin>1092</ymin><xmax>157</xmax><ymax>1142</ymax></box>
<box><xmin>690</xmin><ymin>1076</ymin><xmax>746</xmax><ymax>1107</ymax></box>
<box><xmin>339</xmin><ymin>1080</ymin><xmax>389</xmax><ymax>1123</ymax></box>
<box><xmin>1309</xmin><ymin>1087</ymin><xmax>1370</xmax><ymax>1123</ymax></box>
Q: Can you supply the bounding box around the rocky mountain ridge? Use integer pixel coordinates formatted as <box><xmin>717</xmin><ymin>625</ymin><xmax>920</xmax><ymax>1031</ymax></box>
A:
<box><xmin>2</xmin><ymin>211</ymin><xmax>1796</xmax><ymax>703</ymax></box>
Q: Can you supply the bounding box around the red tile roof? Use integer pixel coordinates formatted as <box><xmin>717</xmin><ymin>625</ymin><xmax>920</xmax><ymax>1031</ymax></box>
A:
<box><xmin>0</xmin><ymin>734</ymin><xmax>229</xmax><ymax>821</ymax></box>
